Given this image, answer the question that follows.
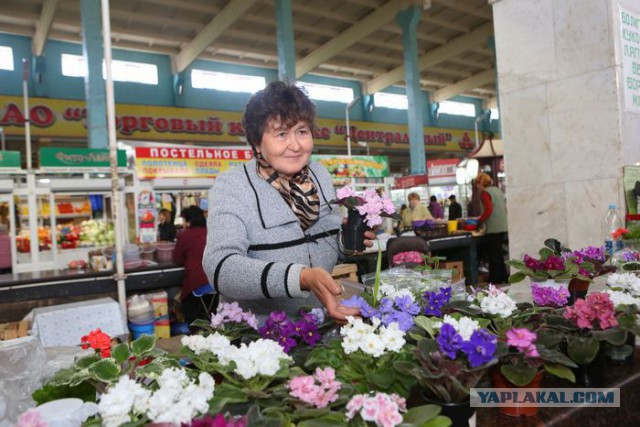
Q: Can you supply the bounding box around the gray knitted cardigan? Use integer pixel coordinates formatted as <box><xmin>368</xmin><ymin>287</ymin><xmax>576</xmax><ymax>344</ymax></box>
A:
<box><xmin>202</xmin><ymin>159</ymin><xmax>342</xmax><ymax>317</ymax></box>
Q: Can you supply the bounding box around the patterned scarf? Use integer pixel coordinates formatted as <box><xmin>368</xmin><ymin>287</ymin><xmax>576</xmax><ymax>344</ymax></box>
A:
<box><xmin>256</xmin><ymin>155</ymin><xmax>320</xmax><ymax>230</ymax></box>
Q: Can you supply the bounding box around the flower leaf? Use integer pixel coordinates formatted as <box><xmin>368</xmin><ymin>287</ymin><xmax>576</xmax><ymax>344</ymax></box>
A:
<box><xmin>402</xmin><ymin>404</ymin><xmax>442</xmax><ymax>426</ymax></box>
<box><xmin>508</xmin><ymin>272</ymin><xmax>527</xmax><ymax>284</ymax></box>
<box><xmin>421</xmin><ymin>415</ymin><xmax>454</xmax><ymax>427</ymax></box>
<box><xmin>413</xmin><ymin>316</ymin><xmax>437</xmax><ymax>338</ymax></box>
<box><xmin>544</xmin><ymin>362</ymin><xmax>576</xmax><ymax>383</ymax></box>
<box><xmin>369</xmin><ymin>367</ymin><xmax>396</xmax><ymax>390</ymax></box>
<box><xmin>537</xmin><ymin>346</ymin><xmax>577</xmax><ymax>367</ymax></box>
<box><xmin>567</xmin><ymin>336</ymin><xmax>600</xmax><ymax>365</ymax></box>
<box><xmin>131</xmin><ymin>334</ymin><xmax>157</xmax><ymax>357</ymax></box>
<box><xmin>500</xmin><ymin>364</ymin><xmax>538</xmax><ymax>386</ymax></box>
<box><xmin>88</xmin><ymin>358</ymin><xmax>120</xmax><ymax>382</ymax></box>
<box><xmin>111</xmin><ymin>343</ymin><xmax>130</xmax><ymax>365</ymax></box>
<box><xmin>208</xmin><ymin>382</ymin><xmax>249</xmax><ymax>414</ymax></box>
<box><xmin>591</xmin><ymin>328</ymin><xmax>627</xmax><ymax>346</ymax></box>
<box><xmin>75</xmin><ymin>355</ymin><xmax>101</xmax><ymax>369</ymax></box>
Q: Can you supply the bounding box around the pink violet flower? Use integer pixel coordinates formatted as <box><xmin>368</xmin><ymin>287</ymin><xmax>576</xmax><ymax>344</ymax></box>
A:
<box><xmin>287</xmin><ymin>367</ymin><xmax>341</xmax><ymax>409</ymax></box>
<box><xmin>506</xmin><ymin>328</ymin><xmax>537</xmax><ymax>349</ymax></box>
<box><xmin>336</xmin><ymin>186</ymin><xmax>356</xmax><ymax>200</ymax></box>
<box><xmin>16</xmin><ymin>409</ymin><xmax>47</xmax><ymax>427</ymax></box>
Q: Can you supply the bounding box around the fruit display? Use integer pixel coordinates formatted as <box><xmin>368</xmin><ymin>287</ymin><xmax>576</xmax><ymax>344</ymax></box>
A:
<box><xmin>16</xmin><ymin>227</ymin><xmax>52</xmax><ymax>253</ymax></box>
<box><xmin>79</xmin><ymin>220</ymin><xmax>115</xmax><ymax>248</ymax></box>
<box><xmin>57</xmin><ymin>224</ymin><xmax>81</xmax><ymax>249</ymax></box>
<box><xmin>68</xmin><ymin>259</ymin><xmax>87</xmax><ymax>270</ymax></box>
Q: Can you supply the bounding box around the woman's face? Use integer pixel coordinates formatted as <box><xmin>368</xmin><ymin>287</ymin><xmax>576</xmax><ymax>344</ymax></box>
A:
<box><xmin>257</xmin><ymin>119</ymin><xmax>313</xmax><ymax>177</ymax></box>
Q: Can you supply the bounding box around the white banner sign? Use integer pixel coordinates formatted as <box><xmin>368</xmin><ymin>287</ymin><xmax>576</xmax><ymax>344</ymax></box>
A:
<box><xmin>620</xmin><ymin>7</ymin><xmax>640</xmax><ymax>113</ymax></box>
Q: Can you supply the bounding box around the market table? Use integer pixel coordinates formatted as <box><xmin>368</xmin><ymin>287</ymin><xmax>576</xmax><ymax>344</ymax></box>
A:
<box><xmin>476</xmin><ymin>349</ymin><xmax>640</xmax><ymax>426</ymax></box>
<box><xmin>346</xmin><ymin>233</ymin><xmax>479</xmax><ymax>286</ymax></box>
<box><xmin>0</xmin><ymin>261</ymin><xmax>185</xmax><ymax>323</ymax></box>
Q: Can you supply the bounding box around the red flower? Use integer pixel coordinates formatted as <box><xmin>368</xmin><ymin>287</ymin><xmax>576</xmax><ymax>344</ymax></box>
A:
<box><xmin>611</xmin><ymin>228</ymin><xmax>628</xmax><ymax>239</ymax></box>
<box><xmin>80</xmin><ymin>328</ymin><xmax>112</xmax><ymax>358</ymax></box>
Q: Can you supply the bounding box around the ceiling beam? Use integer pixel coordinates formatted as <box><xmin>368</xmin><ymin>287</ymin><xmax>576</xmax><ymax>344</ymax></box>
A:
<box><xmin>432</xmin><ymin>0</ymin><xmax>492</xmax><ymax>19</ymax></box>
<box><xmin>431</xmin><ymin>68</ymin><xmax>494</xmax><ymax>102</ymax></box>
<box><xmin>33</xmin><ymin>0</ymin><xmax>59</xmax><ymax>55</ymax></box>
<box><xmin>173</xmin><ymin>0</ymin><xmax>257</xmax><ymax>73</ymax></box>
<box><xmin>364</xmin><ymin>22</ymin><xmax>492</xmax><ymax>94</ymax></box>
<box><xmin>296</xmin><ymin>0</ymin><xmax>417</xmax><ymax>78</ymax></box>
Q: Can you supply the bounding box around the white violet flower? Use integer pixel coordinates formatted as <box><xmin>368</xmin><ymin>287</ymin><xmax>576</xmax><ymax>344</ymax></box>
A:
<box><xmin>433</xmin><ymin>315</ymin><xmax>480</xmax><ymax>341</ymax></box>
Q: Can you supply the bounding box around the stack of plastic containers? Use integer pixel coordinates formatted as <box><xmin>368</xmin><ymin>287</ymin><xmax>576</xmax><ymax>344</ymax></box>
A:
<box><xmin>127</xmin><ymin>295</ymin><xmax>155</xmax><ymax>339</ymax></box>
<box><xmin>155</xmin><ymin>242</ymin><xmax>175</xmax><ymax>263</ymax></box>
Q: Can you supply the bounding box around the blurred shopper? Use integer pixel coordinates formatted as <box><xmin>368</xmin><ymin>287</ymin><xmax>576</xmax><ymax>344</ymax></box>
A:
<box><xmin>157</xmin><ymin>208</ymin><xmax>177</xmax><ymax>242</ymax></box>
<box><xmin>428</xmin><ymin>195</ymin><xmax>444</xmax><ymax>219</ymax></box>
<box><xmin>173</xmin><ymin>206</ymin><xmax>214</xmax><ymax>325</ymax></box>
<box><xmin>400</xmin><ymin>192</ymin><xmax>433</xmax><ymax>229</ymax></box>
<box><xmin>0</xmin><ymin>225</ymin><xmax>11</xmax><ymax>274</ymax></box>
<box><xmin>476</xmin><ymin>172</ymin><xmax>508</xmax><ymax>284</ymax></box>
<box><xmin>448</xmin><ymin>195</ymin><xmax>462</xmax><ymax>221</ymax></box>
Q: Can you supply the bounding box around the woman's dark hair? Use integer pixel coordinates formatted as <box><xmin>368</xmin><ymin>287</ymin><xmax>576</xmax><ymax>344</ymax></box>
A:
<box><xmin>430</xmin><ymin>195</ymin><xmax>437</xmax><ymax>202</ymax></box>
<box><xmin>242</xmin><ymin>81</ymin><xmax>316</xmax><ymax>152</ymax></box>
<box><xmin>180</xmin><ymin>205</ymin><xmax>206</xmax><ymax>228</ymax></box>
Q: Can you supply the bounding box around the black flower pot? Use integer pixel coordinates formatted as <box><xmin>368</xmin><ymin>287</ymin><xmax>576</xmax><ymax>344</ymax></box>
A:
<box><xmin>574</xmin><ymin>346</ymin><xmax>607</xmax><ymax>386</ymax></box>
<box><xmin>568</xmin><ymin>279</ymin><xmax>589</xmax><ymax>306</ymax></box>
<box><xmin>422</xmin><ymin>394</ymin><xmax>476</xmax><ymax>427</ymax></box>
<box><xmin>342</xmin><ymin>208</ymin><xmax>368</xmax><ymax>252</ymax></box>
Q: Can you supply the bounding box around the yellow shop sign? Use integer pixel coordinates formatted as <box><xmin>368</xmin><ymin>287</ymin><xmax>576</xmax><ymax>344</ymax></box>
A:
<box><xmin>0</xmin><ymin>96</ymin><xmax>477</xmax><ymax>152</ymax></box>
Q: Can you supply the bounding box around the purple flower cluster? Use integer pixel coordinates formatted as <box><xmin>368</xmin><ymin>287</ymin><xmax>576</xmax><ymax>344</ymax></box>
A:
<box><xmin>531</xmin><ymin>284</ymin><xmax>570</xmax><ymax>307</ymax></box>
<box><xmin>572</xmin><ymin>246</ymin><xmax>606</xmax><ymax>263</ymax></box>
<box><xmin>422</xmin><ymin>287</ymin><xmax>453</xmax><ymax>316</ymax></box>
<box><xmin>258</xmin><ymin>311</ymin><xmax>321</xmax><ymax>353</ymax></box>
<box><xmin>436</xmin><ymin>324</ymin><xmax>497</xmax><ymax>368</ymax></box>
<box><xmin>524</xmin><ymin>254</ymin><xmax>567</xmax><ymax>272</ymax></box>
<box><xmin>342</xmin><ymin>295</ymin><xmax>420</xmax><ymax>332</ymax></box>
<box><xmin>621</xmin><ymin>249</ymin><xmax>640</xmax><ymax>262</ymax></box>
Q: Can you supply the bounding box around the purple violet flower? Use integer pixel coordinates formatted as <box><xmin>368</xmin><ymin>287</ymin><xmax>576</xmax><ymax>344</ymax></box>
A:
<box><xmin>378</xmin><ymin>298</ymin><xmax>395</xmax><ymax>314</ymax></box>
<box><xmin>531</xmin><ymin>284</ymin><xmax>570</xmax><ymax>307</ymax></box>
<box><xmin>394</xmin><ymin>295</ymin><xmax>421</xmax><ymax>316</ymax></box>
<box><xmin>296</xmin><ymin>321</ymin><xmax>321</xmax><ymax>346</ymax></box>
<box><xmin>461</xmin><ymin>329</ymin><xmax>497</xmax><ymax>368</ymax></box>
<box><xmin>385</xmin><ymin>311</ymin><xmax>414</xmax><ymax>332</ymax></box>
<box><xmin>437</xmin><ymin>323</ymin><xmax>463</xmax><ymax>359</ymax></box>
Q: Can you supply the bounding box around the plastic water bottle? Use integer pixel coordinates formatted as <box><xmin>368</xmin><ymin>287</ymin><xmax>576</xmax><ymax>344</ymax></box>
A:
<box><xmin>604</xmin><ymin>204</ymin><xmax>623</xmax><ymax>259</ymax></box>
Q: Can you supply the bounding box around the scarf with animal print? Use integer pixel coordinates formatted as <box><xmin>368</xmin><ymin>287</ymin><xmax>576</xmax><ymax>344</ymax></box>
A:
<box><xmin>255</xmin><ymin>155</ymin><xmax>319</xmax><ymax>230</ymax></box>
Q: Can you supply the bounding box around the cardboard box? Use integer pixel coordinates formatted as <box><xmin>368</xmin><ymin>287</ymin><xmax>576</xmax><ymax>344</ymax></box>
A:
<box><xmin>146</xmin><ymin>290</ymin><xmax>170</xmax><ymax>339</ymax></box>
<box><xmin>0</xmin><ymin>320</ymin><xmax>29</xmax><ymax>340</ymax></box>
<box><xmin>443</xmin><ymin>261</ymin><xmax>464</xmax><ymax>282</ymax></box>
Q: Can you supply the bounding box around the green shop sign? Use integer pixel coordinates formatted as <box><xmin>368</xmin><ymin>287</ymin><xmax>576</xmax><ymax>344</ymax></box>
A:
<box><xmin>40</xmin><ymin>147</ymin><xmax>127</xmax><ymax>168</ymax></box>
<box><xmin>0</xmin><ymin>151</ymin><xmax>21</xmax><ymax>168</ymax></box>
<box><xmin>311</xmin><ymin>155</ymin><xmax>390</xmax><ymax>182</ymax></box>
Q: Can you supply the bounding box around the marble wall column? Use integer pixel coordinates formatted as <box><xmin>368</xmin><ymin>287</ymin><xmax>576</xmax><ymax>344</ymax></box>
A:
<box><xmin>490</xmin><ymin>0</ymin><xmax>640</xmax><ymax>260</ymax></box>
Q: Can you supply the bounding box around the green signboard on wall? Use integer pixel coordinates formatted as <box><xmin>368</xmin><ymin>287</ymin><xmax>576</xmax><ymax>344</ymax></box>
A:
<box><xmin>311</xmin><ymin>155</ymin><xmax>390</xmax><ymax>183</ymax></box>
<box><xmin>0</xmin><ymin>151</ymin><xmax>21</xmax><ymax>168</ymax></box>
<box><xmin>40</xmin><ymin>147</ymin><xmax>127</xmax><ymax>168</ymax></box>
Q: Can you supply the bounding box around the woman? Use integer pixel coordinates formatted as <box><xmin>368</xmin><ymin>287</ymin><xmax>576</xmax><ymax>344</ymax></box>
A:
<box><xmin>157</xmin><ymin>208</ymin><xmax>177</xmax><ymax>242</ymax></box>
<box><xmin>400</xmin><ymin>192</ymin><xmax>433</xmax><ymax>230</ymax></box>
<box><xmin>173</xmin><ymin>205</ymin><xmax>213</xmax><ymax>324</ymax></box>
<box><xmin>203</xmin><ymin>81</ymin><xmax>371</xmax><ymax>321</ymax></box>
<box><xmin>476</xmin><ymin>172</ymin><xmax>508</xmax><ymax>284</ymax></box>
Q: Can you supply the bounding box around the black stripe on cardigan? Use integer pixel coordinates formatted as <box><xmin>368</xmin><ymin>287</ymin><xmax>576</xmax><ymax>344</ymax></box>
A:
<box><xmin>261</xmin><ymin>262</ymin><xmax>275</xmax><ymax>299</ymax></box>
<box><xmin>213</xmin><ymin>253</ymin><xmax>236</xmax><ymax>291</ymax></box>
<box><xmin>244</xmin><ymin>164</ymin><xmax>266</xmax><ymax>229</ymax></box>
<box><xmin>284</xmin><ymin>264</ymin><xmax>293</xmax><ymax>298</ymax></box>
<box><xmin>248</xmin><ymin>228</ymin><xmax>339</xmax><ymax>251</ymax></box>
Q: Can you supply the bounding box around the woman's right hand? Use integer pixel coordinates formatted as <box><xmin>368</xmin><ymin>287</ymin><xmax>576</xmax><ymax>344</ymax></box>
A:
<box><xmin>299</xmin><ymin>267</ymin><xmax>360</xmax><ymax>323</ymax></box>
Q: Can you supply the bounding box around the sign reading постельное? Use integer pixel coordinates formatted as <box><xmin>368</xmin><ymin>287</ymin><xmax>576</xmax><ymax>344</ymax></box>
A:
<box><xmin>621</xmin><ymin>6</ymin><xmax>640</xmax><ymax>113</ymax></box>
<box><xmin>39</xmin><ymin>147</ymin><xmax>127</xmax><ymax>168</ymax></box>
<box><xmin>134</xmin><ymin>146</ymin><xmax>253</xmax><ymax>179</ymax></box>
<box><xmin>0</xmin><ymin>96</ymin><xmax>480</xmax><ymax>153</ymax></box>
<box><xmin>0</xmin><ymin>151</ymin><xmax>21</xmax><ymax>168</ymax></box>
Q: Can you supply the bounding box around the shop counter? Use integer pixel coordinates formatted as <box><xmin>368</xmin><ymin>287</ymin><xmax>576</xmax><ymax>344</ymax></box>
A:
<box><xmin>346</xmin><ymin>234</ymin><xmax>479</xmax><ymax>286</ymax></box>
<box><xmin>0</xmin><ymin>262</ymin><xmax>185</xmax><ymax>322</ymax></box>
